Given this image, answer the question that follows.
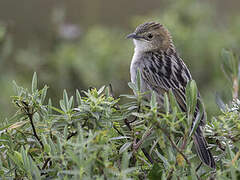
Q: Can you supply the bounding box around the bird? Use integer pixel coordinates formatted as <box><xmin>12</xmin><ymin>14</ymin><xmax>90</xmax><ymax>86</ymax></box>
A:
<box><xmin>127</xmin><ymin>22</ymin><xmax>216</xmax><ymax>169</ymax></box>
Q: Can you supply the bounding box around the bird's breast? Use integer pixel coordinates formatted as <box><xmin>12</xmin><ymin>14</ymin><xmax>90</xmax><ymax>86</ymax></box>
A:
<box><xmin>130</xmin><ymin>50</ymin><xmax>142</xmax><ymax>84</ymax></box>
<box><xmin>130</xmin><ymin>51</ymin><xmax>152</xmax><ymax>98</ymax></box>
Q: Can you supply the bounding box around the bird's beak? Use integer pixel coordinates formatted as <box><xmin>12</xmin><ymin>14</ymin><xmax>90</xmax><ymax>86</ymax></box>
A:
<box><xmin>126</xmin><ymin>33</ymin><xmax>142</xmax><ymax>39</ymax></box>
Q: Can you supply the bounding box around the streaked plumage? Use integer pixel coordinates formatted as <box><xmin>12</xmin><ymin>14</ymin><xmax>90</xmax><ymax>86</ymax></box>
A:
<box><xmin>127</xmin><ymin>22</ymin><xmax>215</xmax><ymax>169</ymax></box>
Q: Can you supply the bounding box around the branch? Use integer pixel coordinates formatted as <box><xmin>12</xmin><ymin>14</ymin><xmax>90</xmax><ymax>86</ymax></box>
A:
<box><xmin>124</xmin><ymin>118</ymin><xmax>132</xmax><ymax>131</ymax></box>
<box><xmin>22</xmin><ymin>101</ymin><xmax>45</xmax><ymax>150</ymax></box>
<box><xmin>113</xmin><ymin>125</ymin><xmax>124</xmax><ymax>136</ymax></box>
<box><xmin>133</xmin><ymin>127</ymin><xmax>153</xmax><ymax>151</ymax></box>
<box><xmin>158</xmin><ymin>125</ymin><xmax>191</xmax><ymax>165</ymax></box>
<box><xmin>141</xmin><ymin>148</ymin><xmax>154</xmax><ymax>164</ymax></box>
<box><xmin>28</xmin><ymin>112</ymin><xmax>44</xmax><ymax>149</ymax></box>
<box><xmin>124</xmin><ymin>118</ymin><xmax>154</xmax><ymax>164</ymax></box>
<box><xmin>67</xmin><ymin>131</ymin><xmax>78</xmax><ymax>140</ymax></box>
<box><xmin>41</xmin><ymin>157</ymin><xmax>51</xmax><ymax>171</ymax></box>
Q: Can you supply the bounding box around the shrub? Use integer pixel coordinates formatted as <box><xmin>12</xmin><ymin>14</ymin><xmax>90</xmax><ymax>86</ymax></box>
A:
<box><xmin>0</xmin><ymin>49</ymin><xmax>240</xmax><ymax>179</ymax></box>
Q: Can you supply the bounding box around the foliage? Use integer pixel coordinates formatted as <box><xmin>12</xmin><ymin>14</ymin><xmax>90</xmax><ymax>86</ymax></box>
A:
<box><xmin>1</xmin><ymin>48</ymin><xmax>240</xmax><ymax>180</ymax></box>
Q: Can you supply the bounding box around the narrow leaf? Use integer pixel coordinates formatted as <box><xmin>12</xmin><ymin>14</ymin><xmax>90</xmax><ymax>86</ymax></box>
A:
<box><xmin>63</xmin><ymin>89</ymin><xmax>68</xmax><ymax>111</ymax></box>
<box><xmin>76</xmin><ymin>89</ymin><xmax>81</xmax><ymax>106</ymax></box>
<box><xmin>119</xmin><ymin>142</ymin><xmax>132</xmax><ymax>154</ymax></box>
<box><xmin>189</xmin><ymin>101</ymin><xmax>203</xmax><ymax>138</ymax></box>
<box><xmin>97</xmin><ymin>85</ymin><xmax>105</xmax><ymax>95</ymax></box>
<box><xmin>136</xmin><ymin>68</ymin><xmax>141</xmax><ymax>91</ymax></box>
<box><xmin>32</xmin><ymin>72</ymin><xmax>37</xmax><ymax>93</ymax></box>
<box><xmin>40</xmin><ymin>85</ymin><xmax>48</xmax><ymax>103</ymax></box>
<box><xmin>164</xmin><ymin>92</ymin><xmax>169</xmax><ymax>113</ymax></box>
<box><xmin>150</xmin><ymin>91</ymin><xmax>157</xmax><ymax>110</ymax></box>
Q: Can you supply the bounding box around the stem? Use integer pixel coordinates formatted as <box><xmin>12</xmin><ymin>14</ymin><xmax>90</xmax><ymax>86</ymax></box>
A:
<box><xmin>67</xmin><ymin>131</ymin><xmax>78</xmax><ymax>140</ymax></box>
<box><xmin>124</xmin><ymin>118</ymin><xmax>154</xmax><ymax>164</ymax></box>
<box><xmin>113</xmin><ymin>125</ymin><xmax>124</xmax><ymax>136</ymax></box>
<box><xmin>133</xmin><ymin>127</ymin><xmax>153</xmax><ymax>151</ymax></box>
<box><xmin>41</xmin><ymin>157</ymin><xmax>51</xmax><ymax>171</ymax></box>
<box><xmin>142</xmin><ymin>148</ymin><xmax>154</xmax><ymax>164</ymax></box>
<box><xmin>27</xmin><ymin>112</ymin><xmax>44</xmax><ymax>149</ymax></box>
<box><xmin>158</xmin><ymin>125</ymin><xmax>191</xmax><ymax>165</ymax></box>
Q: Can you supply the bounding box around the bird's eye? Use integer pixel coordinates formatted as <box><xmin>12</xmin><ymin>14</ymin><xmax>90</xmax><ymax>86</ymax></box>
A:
<box><xmin>147</xmin><ymin>33</ymin><xmax>153</xmax><ymax>39</ymax></box>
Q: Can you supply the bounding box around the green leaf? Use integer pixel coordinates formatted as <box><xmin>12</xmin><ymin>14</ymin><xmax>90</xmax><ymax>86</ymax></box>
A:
<box><xmin>48</xmin><ymin>137</ymin><xmax>56</xmax><ymax>156</ymax></box>
<box><xmin>155</xmin><ymin>149</ymin><xmax>170</xmax><ymax>168</ymax></box>
<box><xmin>169</xmin><ymin>89</ymin><xmax>181</xmax><ymax>112</ymax></box>
<box><xmin>186</xmin><ymin>80</ymin><xmax>198</xmax><ymax>127</ymax></box>
<box><xmin>120</xmin><ymin>94</ymin><xmax>137</xmax><ymax>99</ymax></box>
<box><xmin>21</xmin><ymin>147</ymin><xmax>30</xmax><ymax>172</ymax></box>
<box><xmin>148</xmin><ymin>164</ymin><xmax>163</xmax><ymax>180</ymax></box>
<box><xmin>40</xmin><ymin>85</ymin><xmax>48</xmax><ymax>103</ymax></box>
<box><xmin>64</xmin><ymin>126</ymin><xmax>68</xmax><ymax>139</ymax></box>
<box><xmin>128</xmin><ymin>82</ymin><xmax>137</xmax><ymax>92</ymax></box>
<box><xmin>63</xmin><ymin>89</ymin><xmax>68</xmax><ymax>111</ymax></box>
<box><xmin>29</xmin><ymin>156</ymin><xmax>41</xmax><ymax>179</ymax></box>
<box><xmin>56</xmin><ymin>136</ymin><xmax>62</xmax><ymax>154</ymax></box>
<box><xmin>136</xmin><ymin>68</ymin><xmax>141</xmax><ymax>91</ymax></box>
<box><xmin>119</xmin><ymin>142</ymin><xmax>132</xmax><ymax>154</ymax></box>
<box><xmin>150</xmin><ymin>91</ymin><xmax>157</xmax><ymax>110</ymax></box>
<box><xmin>97</xmin><ymin>85</ymin><xmax>105</xmax><ymax>95</ymax></box>
<box><xmin>32</xmin><ymin>72</ymin><xmax>37</xmax><ymax>93</ymax></box>
<box><xmin>68</xmin><ymin>96</ymin><xmax>74</xmax><ymax>110</ymax></box>
<box><xmin>76</xmin><ymin>89</ymin><xmax>81</xmax><ymax>106</ymax></box>
<box><xmin>7</xmin><ymin>151</ymin><xmax>24</xmax><ymax>171</ymax></box>
<box><xmin>189</xmin><ymin>102</ymin><xmax>203</xmax><ymax>138</ymax></box>
<box><xmin>121</xmin><ymin>152</ymin><xmax>130</xmax><ymax>170</ymax></box>
<box><xmin>110</xmin><ymin>136</ymin><xmax>132</xmax><ymax>140</ymax></box>
<box><xmin>60</xmin><ymin>100</ymin><xmax>67</xmax><ymax>113</ymax></box>
<box><xmin>50</xmin><ymin>105</ymin><xmax>65</xmax><ymax>114</ymax></box>
<box><xmin>190</xmin><ymin>80</ymin><xmax>197</xmax><ymax>112</ymax></box>
<box><xmin>48</xmin><ymin>98</ymin><xmax>52</xmax><ymax>114</ymax></box>
<box><xmin>226</xmin><ymin>141</ymin><xmax>235</xmax><ymax>160</ymax></box>
<box><xmin>164</xmin><ymin>92</ymin><xmax>169</xmax><ymax>114</ymax></box>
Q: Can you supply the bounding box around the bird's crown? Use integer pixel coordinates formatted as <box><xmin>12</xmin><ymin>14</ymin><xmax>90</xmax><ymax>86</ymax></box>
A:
<box><xmin>127</xmin><ymin>22</ymin><xmax>173</xmax><ymax>52</ymax></box>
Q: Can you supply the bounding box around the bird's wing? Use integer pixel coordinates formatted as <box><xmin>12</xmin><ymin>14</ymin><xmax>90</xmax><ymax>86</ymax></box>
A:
<box><xmin>140</xmin><ymin>52</ymin><xmax>191</xmax><ymax>112</ymax></box>
<box><xmin>140</xmin><ymin>52</ymin><xmax>214</xmax><ymax>168</ymax></box>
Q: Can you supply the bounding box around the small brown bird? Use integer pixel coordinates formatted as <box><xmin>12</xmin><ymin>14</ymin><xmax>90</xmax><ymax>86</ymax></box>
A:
<box><xmin>127</xmin><ymin>22</ymin><xmax>215</xmax><ymax>169</ymax></box>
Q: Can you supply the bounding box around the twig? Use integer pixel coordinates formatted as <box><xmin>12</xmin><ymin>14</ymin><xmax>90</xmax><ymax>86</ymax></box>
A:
<box><xmin>133</xmin><ymin>127</ymin><xmax>153</xmax><ymax>151</ymax></box>
<box><xmin>67</xmin><ymin>131</ymin><xmax>78</xmax><ymax>140</ymax></box>
<box><xmin>167</xmin><ymin>168</ymin><xmax>174</xmax><ymax>180</ymax></box>
<box><xmin>27</xmin><ymin>112</ymin><xmax>44</xmax><ymax>149</ymax></box>
<box><xmin>21</xmin><ymin>101</ymin><xmax>49</xmax><ymax>174</ymax></box>
<box><xmin>113</xmin><ymin>125</ymin><xmax>124</xmax><ymax>136</ymax></box>
<box><xmin>124</xmin><ymin>117</ymin><xmax>154</xmax><ymax>164</ymax></box>
<box><xmin>216</xmin><ymin>139</ymin><xmax>225</xmax><ymax>151</ymax></box>
<box><xmin>141</xmin><ymin>148</ymin><xmax>154</xmax><ymax>164</ymax></box>
<box><xmin>124</xmin><ymin>118</ymin><xmax>132</xmax><ymax>131</ymax></box>
<box><xmin>22</xmin><ymin>101</ymin><xmax>45</xmax><ymax>150</ymax></box>
<box><xmin>196</xmin><ymin>162</ymin><xmax>202</xmax><ymax>172</ymax></box>
<box><xmin>41</xmin><ymin>157</ymin><xmax>51</xmax><ymax>171</ymax></box>
<box><xmin>21</xmin><ymin>100</ymin><xmax>44</xmax><ymax>149</ymax></box>
<box><xmin>158</xmin><ymin>125</ymin><xmax>191</xmax><ymax>165</ymax></box>
<box><xmin>180</xmin><ymin>132</ymin><xmax>188</xmax><ymax>150</ymax></box>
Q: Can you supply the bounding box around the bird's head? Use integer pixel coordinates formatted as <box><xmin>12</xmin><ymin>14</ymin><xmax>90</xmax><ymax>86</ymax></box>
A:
<box><xmin>127</xmin><ymin>22</ymin><xmax>173</xmax><ymax>53</ymax></box>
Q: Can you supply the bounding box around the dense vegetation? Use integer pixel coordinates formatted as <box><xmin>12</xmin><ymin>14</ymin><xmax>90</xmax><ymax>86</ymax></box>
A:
<box><xmin>0</xmin><ymin>49</ymin><xmax>240</xmax><ymax>179</ymax></box>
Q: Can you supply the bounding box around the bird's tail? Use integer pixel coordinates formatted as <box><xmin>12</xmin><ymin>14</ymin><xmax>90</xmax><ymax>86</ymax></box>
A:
<box><xmin>192</xmin><ymin>127</ymin><xmax>216</xmax><ymax>169</ymax></box>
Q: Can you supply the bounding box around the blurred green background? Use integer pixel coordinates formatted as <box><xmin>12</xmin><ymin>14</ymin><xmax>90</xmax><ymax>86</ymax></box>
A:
<box><xmin>0</xmin><ymin>0</ymin><xmax>240</xmax><ymax>119</ymax></box>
